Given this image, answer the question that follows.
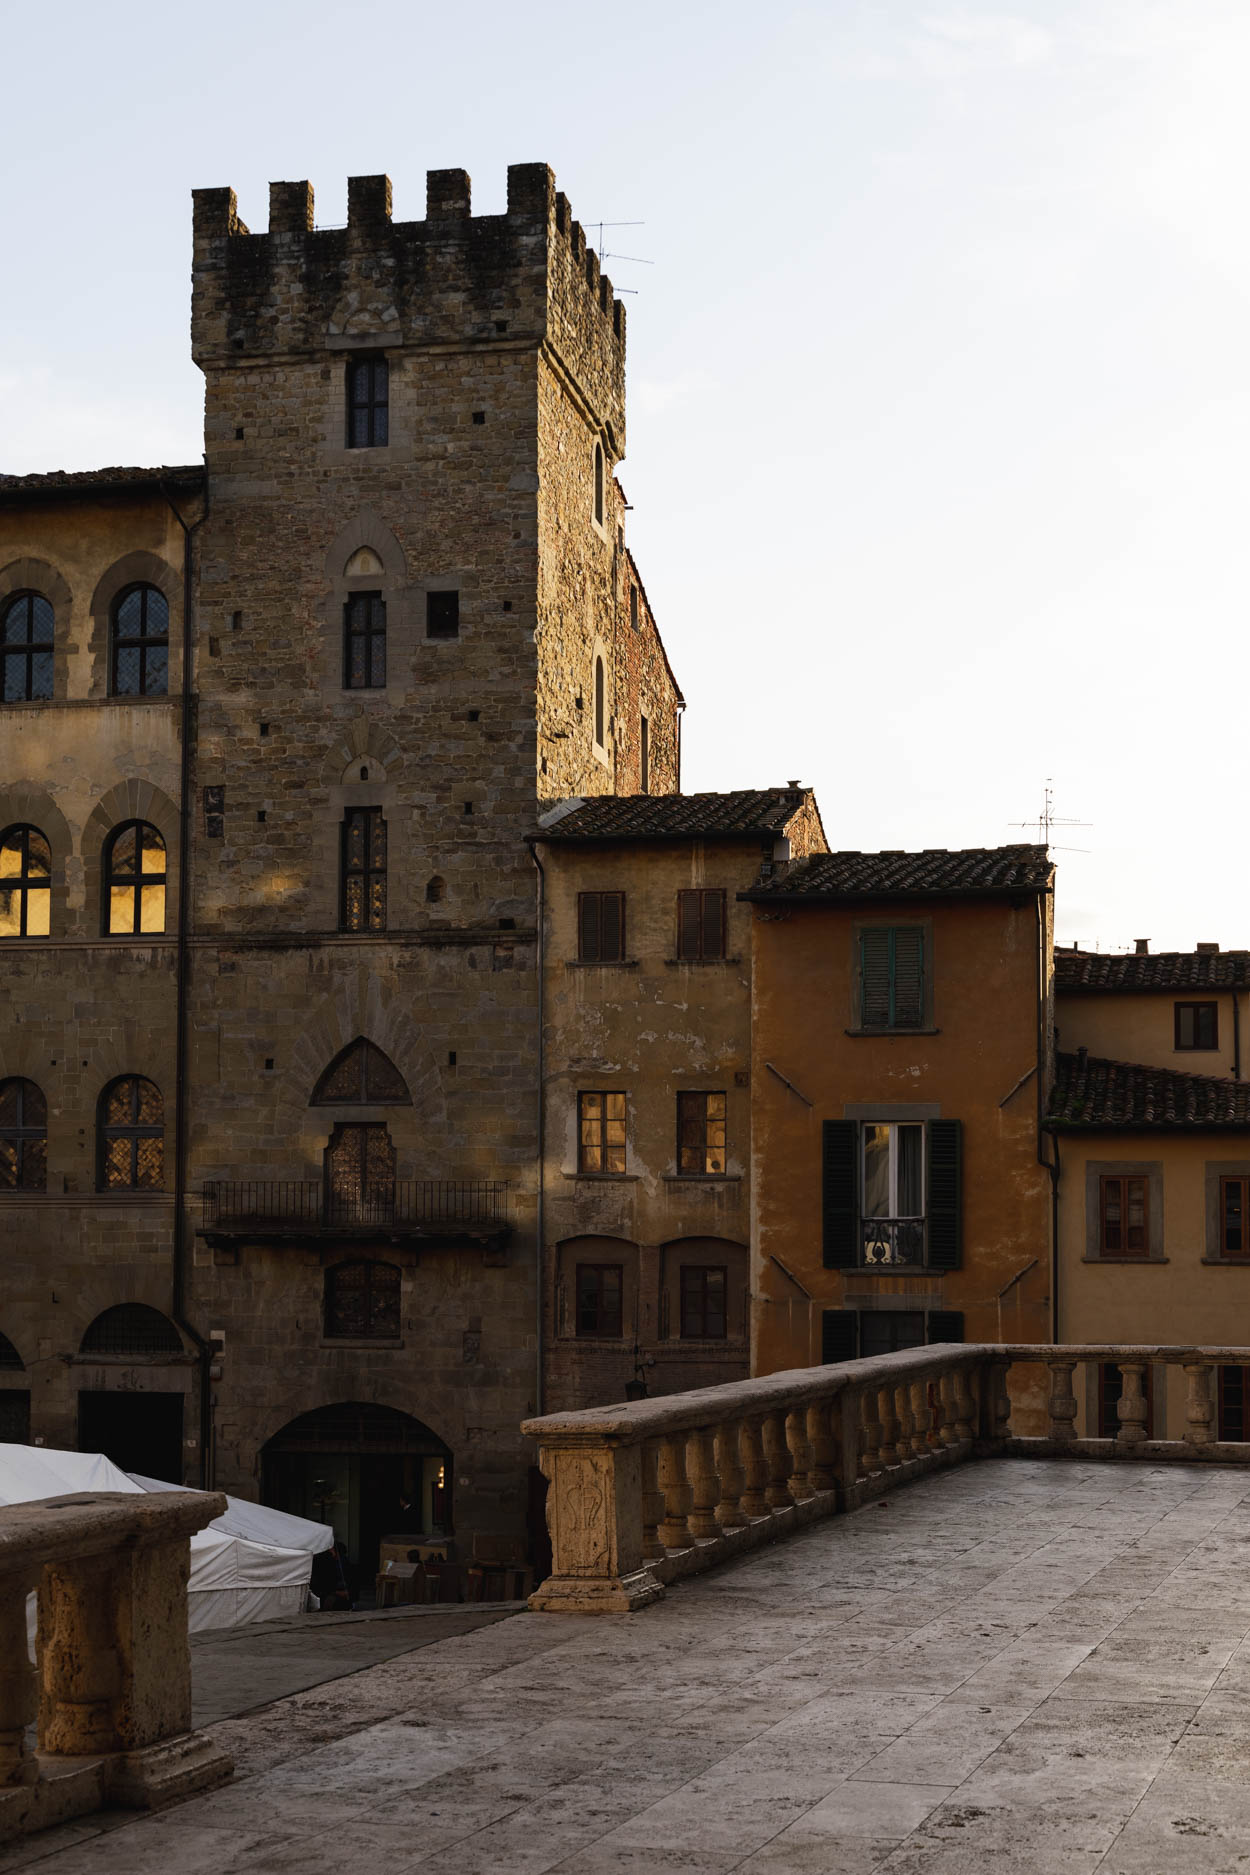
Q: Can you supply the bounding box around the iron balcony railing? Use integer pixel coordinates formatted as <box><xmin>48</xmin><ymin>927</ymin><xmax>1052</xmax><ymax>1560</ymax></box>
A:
<box><xmin>200</xmin><ymin>1180</ymin><xmax>511</xmax><ymax>1234</ymax></box>
<box><xmin>861</xmin><ymin>1218</ymin><xmax>925</xmax><ymax>1267</ymax></box>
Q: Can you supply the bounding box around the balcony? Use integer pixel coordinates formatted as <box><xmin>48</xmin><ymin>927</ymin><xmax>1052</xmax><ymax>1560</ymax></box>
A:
<box><xmin>199</xmin><ymin>1179</ymin><xmax>512</xmax><ymax>1249</ymax></box>
<box><xmin>860</xmin><ymin>1216</ymin><xmax>925</xmax><ymax>1266</ymax></box>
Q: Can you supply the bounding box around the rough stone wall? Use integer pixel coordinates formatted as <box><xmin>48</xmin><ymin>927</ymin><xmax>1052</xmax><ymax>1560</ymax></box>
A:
<box><xmin>612</xmin><ymin>551</ymin><xmax>681</xmax><ymax>796</ymax></box>
<box><xmin>537</xmin><ymin>827</ymin><xmax>812</xmax><ymax>1413</ymax></box>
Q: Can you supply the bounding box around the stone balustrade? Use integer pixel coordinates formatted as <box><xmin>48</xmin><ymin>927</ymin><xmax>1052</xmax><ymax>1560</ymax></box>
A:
<box><xmin>0</xmin><ymin>1490</ymin><xmax>233</xmax><ymax>1842</ymax></box>
<box><xmin>523</xmin><ymin>1344</ymin><xmax>1250</xmax><ymax>1612</ymax></box>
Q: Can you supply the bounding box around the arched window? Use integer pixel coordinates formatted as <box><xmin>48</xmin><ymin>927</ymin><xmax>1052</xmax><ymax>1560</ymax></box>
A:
<box><xmin>593</xmin><ymin>440</ymin><xmax>605</xmax><ymax>526</ymax></box>
<box><xmin>312</xmin><ymin>1039</ymin><xmax>409</xmax><ymax>1105</ymax></box>
<box><xmin>0</xmin><ymin>1080</ymin><xmax>46</xmax><ymax>1191</ymax></box>
<box><xmin>98</xmin><ymin>1077</ymin><xmax>163</xmax><ymax>1191</ymax></box>
<box><xmin>340</xmin><ymin>808</ymin><xmax>386</xmax><ymax>932</ymax></box>
<box><xmin>425</xmin><ymin>875</ymin><xmax>445</xmax><ymax>903</ymax></box>
<box><xmin>324</xmin><ymin>1260</ymin><xmax>401</xmax><ymax>1339</ymax></box>
<box><xmin>594</xmin><ymin>656</ymin><xmax>606</xmax><ymax>750</ymax></box>
<box><xmin>0</xmin><ymin>1332</ymin><xmax>24</xmax><ymax>1371</ymax></box>
<box><xmin>0</xmin><ymin>826</ymin><xmax>51</xmax><ymax>938</ymax></box>
<box><xmin>80</xmin><ymin>1304</ymin><xmax>182</xmax><ymax>1356</ymax></box>
<box><xmin>2</xmin><ymin>593</ymin><xmax>54</xmax><ymax>702</ymax></box>
<box><xmin>111</xmin><ymin>584</ymin><xmax>169</xmax><ymax>697</ymax></box>
<box><xmin>104</xmin><ymin>822</ymin><xmax>166</xmax><ymax>935</ymax></box>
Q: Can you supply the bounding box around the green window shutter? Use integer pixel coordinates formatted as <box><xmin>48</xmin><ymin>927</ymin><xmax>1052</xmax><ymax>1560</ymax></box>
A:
<box><xmin>927</xmin><ymin>1309</ymin><xmax>964</xmax><ymax>1344</ymax></box>
<box><xmin>822</xmin><ymin>1120</ymin><xmax>860</xmax><ymax>1268</ymax></box>
<box><xmin>821</xmin><ymin>1309</ymin><xmax>858</xmax><ymax>1364</ymax></box>
<box><xmin>892</xmin><ymin>928</ymin><xmax>925</xmax><ymax>1028</ymax></box>
<box><xmin>926</xmin><ymin>1119</ymin><xmax>962</xmax><ymax>1270</ymax></box>
<box><xmin>860</xmin><ymin>929</ymin><xmax>891</xmax><ymax>1026</ymax></box>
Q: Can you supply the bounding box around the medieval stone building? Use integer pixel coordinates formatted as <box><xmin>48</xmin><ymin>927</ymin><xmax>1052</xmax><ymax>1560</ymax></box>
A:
<box><xmin>0</xmin><ymin>165</ymin><xmax>683</xmax><ymax>1578</ymax></box>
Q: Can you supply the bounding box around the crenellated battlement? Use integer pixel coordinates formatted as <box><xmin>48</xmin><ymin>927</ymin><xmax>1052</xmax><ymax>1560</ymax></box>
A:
<box><xmin>191</xmin><ymin>163</ymin><xmax>625</xmax><ymax>444</ymax></box>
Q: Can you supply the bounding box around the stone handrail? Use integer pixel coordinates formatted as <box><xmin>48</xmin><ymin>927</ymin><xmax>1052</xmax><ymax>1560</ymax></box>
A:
<box><xmin>0</xmin><ymin>1490</ymin><xmax>233</xmax><ymax>1842</ymax></box>
<box><xmin>524</xmin><ymin>1344</ymin><xmax>1250</xmax><ymax>1612</ymax></box>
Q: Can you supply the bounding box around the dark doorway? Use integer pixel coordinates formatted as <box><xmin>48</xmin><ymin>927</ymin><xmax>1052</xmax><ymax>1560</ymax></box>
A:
<box><xmin>78</xmin><ymin>1390</ymin><xmax>183</xmax><ymax>1481</ymax></box>
<box><xmin>261</xmin><ymin>1401</ymin><xmax>451</xmax><ymax>1590</ymax></box>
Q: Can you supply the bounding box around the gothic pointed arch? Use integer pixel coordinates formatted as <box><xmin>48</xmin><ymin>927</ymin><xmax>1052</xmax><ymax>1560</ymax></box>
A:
<box><xmin>311</xmin><ymin>1037</ymin><xmax>411</xmax><ymax>1106</ymax></box>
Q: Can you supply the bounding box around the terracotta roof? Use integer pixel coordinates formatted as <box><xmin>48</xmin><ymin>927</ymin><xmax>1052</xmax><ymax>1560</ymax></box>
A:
<box><xmin>1047</xmin><ymin>1051</ymin><xmax>1250</xmax><ymax>1130</ymax></box>
<box><xmin>534</xmin><ymin>789</ymin><xmax>810</xmax><ymax>842</ymax></box>
<box><xmin>742</xmin><ymin>845</ymin><xmax>1052</xmax><ymax>900</ymax></box>
<box><xmin>0</xmin><ymin>465</ymin><xmax>204</xmax><ymax>503</ymax></box>
<box><xmin>1056</xmin><ymin>950</ymin><xmax>1250</xmax><ymax>992</ymax></box>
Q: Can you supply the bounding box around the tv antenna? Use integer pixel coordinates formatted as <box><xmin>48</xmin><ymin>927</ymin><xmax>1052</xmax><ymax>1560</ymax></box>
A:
<box><xmin>588</xmin><ymin>221</ymin><xmax>652</xmax><ymax>294</ymax></box>
<box><xmin>1011</xmin><ymin>779</ymin><xmax>1091</xmax><ymax>853</ymax></box>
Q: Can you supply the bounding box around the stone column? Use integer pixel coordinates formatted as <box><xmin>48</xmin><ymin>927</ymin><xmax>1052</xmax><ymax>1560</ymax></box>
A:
<box><xmin>1116</xmin><ymin>1362</ymin><xmax>1150</xmax><ymax>1448</ymax></box>
<box><xmin>1047</xmin><ymin>1358</ymin><xmax>1079</xmax><ymax>1445</ymax></box>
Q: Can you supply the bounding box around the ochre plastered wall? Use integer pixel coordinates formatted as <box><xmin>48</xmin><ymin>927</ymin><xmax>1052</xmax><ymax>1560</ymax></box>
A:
<box><xmin>1057</xmin><ymin>988</ymin><xmax>1247</xmax><ymax>1081</ymax></box>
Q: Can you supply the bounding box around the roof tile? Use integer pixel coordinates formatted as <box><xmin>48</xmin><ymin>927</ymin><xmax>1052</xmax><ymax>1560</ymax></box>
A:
<box><xmin>1056</xmin><ymin>950</ymin><xmax>1250</xmax><ymax>992</ymax></box>
<box><xmin>535</xmin><ymin>790</ymin><xmax>809</xmax><ymax>842</ymax></box>
<box><xmin>1048</xmin><ymin>1051</ymin><xmax>1250</xmax><ymax>1129</ymax></box>
<box><xmin>743</xmin><ymin>844</ymin><xmax>1052</xmax><ymax>900</ymax></box>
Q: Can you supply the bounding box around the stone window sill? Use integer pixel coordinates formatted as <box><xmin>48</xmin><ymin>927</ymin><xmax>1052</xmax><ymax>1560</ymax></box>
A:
<box><xmin>661</xmin><ymin>1174</ymin><xmax>743</xmax><ymax>1185</ymax></box>
<box><xmin>664</xmin><ymin>957</ymin><xmax>742</xmax><ymax>968</ymax></box>
<box><xmin>845</xmin><ymin>1027</ymin><xmax>941</xmax><ymax>1038</ymax></box>
<box><xmin>1080</xmin><ymin>1255</ymin><xmax>1170</xmax><ymax>1265</ymax></box>
<box><xmin>1199</xmin><ymin>1258</ymin><xmax>1250</xmax><ymax>1267</ymax></box>
<box><xmin>566</xmin><ymin>958</ymin><xmax>640</xmax><ymax>970</ymax></box>
<box><xmin>320</xmin><ymin>1338</ymin><xmax>404</xmax><ymax>1350</ymax></box>
<box><xmin>563</xmin><ymin>1172</ymin><xmax>639</xmax><ymax>1183</ymax></box>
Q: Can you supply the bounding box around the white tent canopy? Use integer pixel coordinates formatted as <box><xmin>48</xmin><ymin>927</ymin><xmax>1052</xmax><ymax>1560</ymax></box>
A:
<box><xmin>0</xmin><ymin>1445</ymin><xmax>332</xmax><ymax>1632</ymax></box>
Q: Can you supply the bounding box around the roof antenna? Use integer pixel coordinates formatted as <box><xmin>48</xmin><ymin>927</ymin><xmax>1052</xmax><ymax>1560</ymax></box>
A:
<box><xmin>588</xmin><ymin>220</ymin><xmax>652</xmax><ymax>295</ymax></box>
<box><xmin>1011</xmin><ymin>778</ymin><xmax>1091</xmax><ymax>854</ymax></box>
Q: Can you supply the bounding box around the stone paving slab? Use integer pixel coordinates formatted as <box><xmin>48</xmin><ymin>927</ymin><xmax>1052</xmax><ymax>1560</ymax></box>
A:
<box><xmin>11</xmin><ymin>1460</ymin><xmax>1250</xmax><ymax>1873</ymax></box>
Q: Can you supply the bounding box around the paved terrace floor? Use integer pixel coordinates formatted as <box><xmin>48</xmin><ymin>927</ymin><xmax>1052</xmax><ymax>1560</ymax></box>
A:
<box><xmin>10</xmin><ymin>1458</ymin><xmax>1250</xmax><ymax>1875</ymax></box>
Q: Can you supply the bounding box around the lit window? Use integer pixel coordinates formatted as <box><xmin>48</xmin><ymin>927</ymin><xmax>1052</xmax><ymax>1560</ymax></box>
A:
<box><xmin>0</xmin><ymin>1079</ymin><xmax>47</xmax><ymax>1191</ymax></box>
<box><xmin>104</xmin><ymin>822</ymin><xmax>166</xmax><ymax>935</ymax></box>
<box><xmin>0</xmin><ymin>826</ymin><xmax>51</xmax><ymax>937</ymax></box>
<box><xmin>2</xmin><ymin>593</ymin><xmax>54</xmax><ymax>702</ymax></box>
<box><xmin>677</xmin><ymin>1092</ymin><xmax>726</xmax><ymax>1176</ymax></box>
<box><xmin>861</xmin><ymin>1123</ymin><xmax>925</xmax><ymax>1266</ymax></box>
<box><xmin>578</xmin><ymin>1091</ymin><xmax>626</xmax><ymax>1174</ymax></box>
<box><xmin>99</xmin><ymin>1077</ymin><xmax>164</xmax><ymax>1191</ymax></box>
<box><xmin>111</xmin><ymin>585</ymin><xmax>169</xmax><ymax>697</ymax></box>
<box><xmin>346</xmin><ymin>356</ymin><xmax>388</xmax><ymax>448</ymax></box>
<box><xmin>340</xmin><ymin>808</ymin><xmax>386</xmax><ymax>932</ymax></box>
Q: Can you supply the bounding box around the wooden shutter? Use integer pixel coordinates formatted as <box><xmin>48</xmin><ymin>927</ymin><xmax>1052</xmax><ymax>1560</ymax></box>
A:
<box><xmin>677</xmin><ymin>890</ymin><xmax>701</xmax><ymax>959</ymax></box>
<box><xmin>927</xmin><ymin>1310</ymin><xmax>964</xmax><ymax>1344</ymax></box>
<box><xmin>892</xmin><ymin>928</ymin><xmax>925</xmax><ymax>1027</ymax></box>
<box><xmin>822</xmin><ymin>1120</ymin><xmax>859</xmax><ymax>1268</ymax></box>
<box><xmin>602</xmin><ymin>892</ymin><xmax>623</xmax><ymax>961</ymax></box>
<box><xmin>701</xmin><ymin>890</ymin><xmax>726</xmax><ymax>959</ymax></box>
<box><xmin>860</xmin><ymin>929</ymin><xmax>891</xmax><ymax>1026</ymax></box>
<box><xmin>821</xmin><ymin>1310</ymin><xmax>858</xmax><ymax>1364</ymax></box>
<box><xmin>578</xmin><ymin>893</ymin><xmax>600</xmax><ymax>961</ymax></box>
<box><xmin>926</xmin><ymin>1119</ymin><xmax>962</xmax><ymax>1270</ymax></box>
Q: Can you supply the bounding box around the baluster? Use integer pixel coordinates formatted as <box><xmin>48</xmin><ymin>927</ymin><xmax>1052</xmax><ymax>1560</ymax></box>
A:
<box><xmin>937</xmin><ymin>1372</ymin><xmax>960</xmax><ymax>1450</ymax></box>
<box><xmin>981</xmin><ymin>1357</ymin><xmax>1012</xmax><ymax>1444</ymax></box>
<box><xmin>894</xmin><ymin>1382</ymin><xmax>916</xmax><ymax>1467</ymax></box>
<box><xmin>641</xmin><ymin>1439</ymin><xmax>665</xmax><ymax>1559</ymax></box>
<box><xmin>809</xmin><ymin>1400</ymin><xmax>839</xmax><ymax>1490</ymax></box>
<box><xmin>786</xmin><ymin>1407</ymin><xmax>815</xmax><ymax>1500</ymax></box>
<box><xmin>858</xmin><ymin>1387</ymin><xmax>882</xmax><ymax>1477</ymax></box>
<box><xmin>658</xmin><ymin>1434</ymin><xmax>693</xmax><ymax>1547</ymax></box>
<box><xmin>1184</xmin><ymin>1362</ymin><xmax>1215</xmax><ymax>1447</ymax></box>
<box><xmin>1116</xmin><ymin>1361</ymin><xmax>1149</xmax><ymax>1448</ymax></box>
<box><xmin>1047</xmin><ymin>1358</ymin><xmax>1079</xmax><ymax>1444</ymax></box>
<box><xmin>739</xmin><ymin>1416</ymin><xmax>770</xmax><ymax>1517</ymax></box>
<box><xmin>714</xmin><ymin>1419</ymin><xmax>749</xmax><ymax>1527</ymax></box>
<box><xmin>687</xmin><ymin>1427</ymin><xmax>722</xmax><ymax>1539</ymax></box>
<box><xmin>878</xmin><ymin>1383</ymin><xmax>902</xmax><ymax>1469</ymax></box>
<box><xmin>910</xmin><ymin>1380</ymin><xmax>932</xmax><ymax>1460</ymax></box>
<box><xmin>954</xmin><ymin>1364</ymin><xmax>976</xmax><ymax>1445</ymax></box>
<box><xmin>0</xmin><ymin>1565</ymin><xmax>38</xmax><ymax>1791</ymax></box>
<box><xmin>762</xmin><ymin>1411</ymin><xmax>794</xmax><ymax>1509</ymax></box>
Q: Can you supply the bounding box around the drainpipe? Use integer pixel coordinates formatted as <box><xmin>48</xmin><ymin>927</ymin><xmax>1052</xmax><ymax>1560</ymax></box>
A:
<box><xmin>675</xmin><ymin>701</ymin><xmax>684</xmax><ymax>792</ymax></box>
<box><xmin>1234</xmin><ymin>992</ymin><xmax>1242</xmax><ymax>1082</ymax></box>
<box><xmin>1035</xmin><ymin>886</ymin><xmax>1060</xmax><ymax>1345</ymax></box>
<box><xmin>161</xmin><ymin>468</ymin><xmax>212</xmax><ymax>1488</ymax></box>
<box><xmin>528</xmin><ymin>838</ymin><xmax>546</xmax><ymax>1418</ymax></box>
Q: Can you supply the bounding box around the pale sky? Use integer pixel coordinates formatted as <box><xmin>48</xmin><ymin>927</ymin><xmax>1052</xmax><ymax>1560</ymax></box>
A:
<box><xmin>2</xmin><ymin>0</ymin><xmax>1245</xmax><ymax>954</ymax></box>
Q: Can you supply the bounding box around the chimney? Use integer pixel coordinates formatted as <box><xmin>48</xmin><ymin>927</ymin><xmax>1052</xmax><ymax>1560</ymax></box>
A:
<box><xmin>1077</xmin><ymin>1045</ymin><xmax>1088</xmax><ymax>1067</ymax></box>
<box><xmin>1196</xmin><ymin>942</ymin><xmax>1220</xmax><ymax>954</ymax></box>
<box><xmin>1134</xmin><ymin>939</ymin><xmax>1149</xmax><ymax>956</ymax></box>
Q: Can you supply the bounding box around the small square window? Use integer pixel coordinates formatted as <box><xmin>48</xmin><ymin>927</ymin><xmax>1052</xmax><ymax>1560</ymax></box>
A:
<box><xmin>427</xmin><ymin>591</ymin><xmax>460</xmax><ymax>640</ymax></box>
<box><xmin>1175</xmin><ymin>1002</ymin><xmax>1218</xmax><ymax>1050</ymax></box>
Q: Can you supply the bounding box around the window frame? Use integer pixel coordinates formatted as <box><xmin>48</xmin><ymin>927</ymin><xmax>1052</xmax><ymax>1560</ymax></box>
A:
<box><xmin>102</xmin><ymin>821</ymin><xmax>166</xmax><ymax>937</ymax></box>
<box><xmin>575</xmin><ymin>1261</ymin><xmax>623</xmax><ymax>1337</ymax></box>
<box><xmin>678</xmin><ymin>1264</ymin><xmax>727</xmax><ymax>1339</ymax></box>
<box><xmin>1</xmin><ymin>592</ymin><xmax>54</xmax><ymax>703</ymax></box>
<box><xmin>1099</xmin><ymin>1173</ymin><xmax>1150</xmax><ymax>1259</ymax></box>
<box><xmin>97</xmin><ymin>1076</ymin><xmax>164</xmax><ymax>1193</ymax></box>
<box><xmin>324</xmin><ymin>1258</ymin><xmax>401</xmax><ymax>1341</ymax></box>
<box><xmin>0</xmin><ymin>1078</ymin><xmax>47</xmax><ymax>1192</ymax></box>
<box><xmin>594</xmin><ymin>655</ymin><xmax>606</xmax><ymax>751</ymax></box>
<box><xmin>577</xmin><ymin>891</ymin><xmax>625</xmax><ymax>963</ymax></box>
<box><xmin>857</xmin><ymin>924</ymin><xmax>927</xmax><ymax>1031</ymax></box>
<box><xmin>343</xmin><ymin>592</ymin><xmax>386</xmax><ymax>689</ymax></box>
<box><xmin>110</xmin><ymin>583</ymin><xmax>169</xmax><ymax>698</ymax></box>
<box><xmin>1220</xmin><ymin>1176</ymin><xmax>1250</xmax><ymax>1260</ymax></box>
<box><xmin>593</xmin><ymin>440</ymin><xmax>605</xmax><ymax>527</ymax></box>
<box><xmin>676</xmin><ymin>1090</ymin><xmax>727</xmax><ymax>1177</ymax></box>
<box><xmin>346</xmin><ymin>355</ymin><xmax>389</xmax><ymax>449</ymax></box>
<box><xmin>860</xmin><ymin>1120</ymin><xmax>926</xmax><ymax>1266</ymax></box>
<box><xmin>0</xmin><ymin>824</ymin><xmax>52</xmax><ymax>939</ymax></box>
<box><xmin>1175</xmin><ymin>1001</ymin><xmax>1219</xmax><ymax>1051</ymax></box>
<box><xmin>425</xmin><ymin>591</ymin><xmax>460</xmax><ymax>640</ymax></box>
<box><xmin>676</xmin><ymin>889</ymin><xmax>726</xmax><ymax>963</ymax></box>
<box><xmin>340</xmin><ymin>807</ymin><xmax>387</xmax><ymax>933</ymax></box>
<box><xmin>577</xmin><ymin>1091</ymin><xmax>626</xmax><ymax>1175</ymax></box>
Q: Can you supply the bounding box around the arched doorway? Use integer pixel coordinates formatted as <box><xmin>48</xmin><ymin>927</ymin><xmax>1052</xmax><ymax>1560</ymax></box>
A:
<box><xmin>77</xmin><ymin>1305</ymin><xmax>187</xmax><ymax>1482</ymax></box>
<box><xmin>261</xmin><ymin>1402</ymin><xmax>451</xmax><ymax>1586</ymax></box>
